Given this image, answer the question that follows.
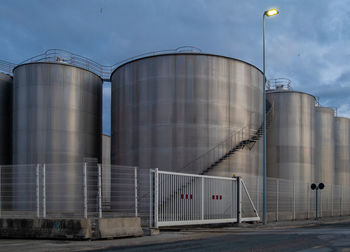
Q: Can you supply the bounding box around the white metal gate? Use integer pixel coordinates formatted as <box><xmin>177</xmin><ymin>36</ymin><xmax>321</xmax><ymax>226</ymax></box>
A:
<box><xmin>150</xmin><ymin>169</ymin><xmax>260</xmax><ymax>227</ymax></box>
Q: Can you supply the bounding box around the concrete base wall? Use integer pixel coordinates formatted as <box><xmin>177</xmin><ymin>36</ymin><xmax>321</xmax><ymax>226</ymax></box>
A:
<box><xmin>0</xmin><ymin>217</ymin><xmax>143</xmax><ymax>240</ymax></box>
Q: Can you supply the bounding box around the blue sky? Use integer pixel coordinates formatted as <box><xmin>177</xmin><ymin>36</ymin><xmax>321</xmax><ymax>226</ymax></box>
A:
<box><xmin>1</xmin><ymin>0</ymin><xmax>350</xmax><ymax>134</ymax></box>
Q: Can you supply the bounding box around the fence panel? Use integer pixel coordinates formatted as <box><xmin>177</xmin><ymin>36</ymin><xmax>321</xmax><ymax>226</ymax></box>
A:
<box><xmin>0</xmin><ymin>164</ymin><xmax>38</xmax><ymax>218</ymax></box>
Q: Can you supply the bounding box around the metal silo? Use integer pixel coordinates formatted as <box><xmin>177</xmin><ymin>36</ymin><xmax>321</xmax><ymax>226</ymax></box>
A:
<box><xmin>111</xmin><ymin>53</ymin><xmax>263</xmax><ymax>177</ymax></box>
<box><xmin>334</xmin><ymin>117</ymin><xmax>350</xmax><ymax>186</ymax></box>
<box><xmin>314</xmin><ymin>107</ymin><xmax>335</xmax><ymax>186</ymax></box>
<box><xmin>0</xmin><ymin>72</ymin><xmax>12</xmax><ymax>165</ymax></box>
<box><xmin>12</xmin><ymin>62</ymin><xmax>102</xmax><ymax>212</ymax></box>
<box><xmin>0</xmin><ymin>72</ymin><xmax>12</xmax><ymax>211</ymax></box>
<box><xmin>266</xmin><ymin>88</ymin><xmax>315</xmax><ymax>182</ymax></box>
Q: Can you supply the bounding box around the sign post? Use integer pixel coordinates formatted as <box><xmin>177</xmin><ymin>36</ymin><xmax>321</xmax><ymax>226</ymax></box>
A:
<box><xmin>311</xmin><ymin>183</ymin><xmax>325</xmax><ymax>220</ymax></box>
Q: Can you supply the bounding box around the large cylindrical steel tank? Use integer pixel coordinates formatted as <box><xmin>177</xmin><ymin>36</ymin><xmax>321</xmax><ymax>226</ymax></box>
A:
<box><xmin>12</xmin><ymin>62</ymin><xmax>102</xmax><ymax>212</ymax></box>
<box><xmin>111</xmin><ymin>53</ymin><xmax>263</xmax><ymax>176</ymax></box>
<box><xmin>314</xmin><ymin>107</ymin><xmax>335</xmax><ymax>186</ymax></box>
<box><xmin>334</xmin><ymin>117</ymin><xmax>350</xmax><ymax>186</ymax></box>
<box><xmin>0</xmin><ymin>72</ymin><xmax>12</xmax><ymax>211</ymax></box>
<box><xmin>266</xmin><ymin>89</ymin><xmax>315</xmax><ymax>182</ymax></box>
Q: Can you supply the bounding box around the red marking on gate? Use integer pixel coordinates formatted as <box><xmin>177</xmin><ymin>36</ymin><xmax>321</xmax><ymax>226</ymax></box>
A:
<box><xmin>212</xmin><ymin>195</ymin><xmax>215</xmax><ymax>200</ymax></box>
<box><xmin>186</xmin><ymin>194</ymin><xmax>188</xmax><ymax>199</ymax></box>
<box><xmin>216</xmin><ymin>195</ymin><xmax>219</xmax><ymax>200</ymax></box>
<box><xmin>220</xmin><ymin>195</ymin><xmax>222</xmax><ymax>200</ymax></box>
<box><xmin>181</xmin><ymin>194</ymin><xmax>184</xmax><ymax>199</ymax></box>
<box><xmin>190</xmin><ymin>194</ymin><xmax>193</xmax><ymax>199</ymax></box>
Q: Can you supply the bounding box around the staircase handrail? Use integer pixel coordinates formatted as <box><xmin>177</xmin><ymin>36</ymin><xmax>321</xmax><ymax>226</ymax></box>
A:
<box><xmin>181</xmin><ymin>126</ymin><xmax>258</xmax><ymax>174</ymax></box>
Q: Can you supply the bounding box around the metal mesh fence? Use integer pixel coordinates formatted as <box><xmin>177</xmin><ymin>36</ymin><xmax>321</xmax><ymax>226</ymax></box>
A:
<box><xmin>2</xmin><ymin>164</ymin><xmax>350</xmax><ymax>224</ymax></box>
<box><xmin>0</xmin><ymin>163</ymin><xmax>138</xmax><ymax>219</ymax></box>
<box><xmin>244</xmin><ymin>175</ymin><xmax>350</xmax><ymax>222</ymax></box>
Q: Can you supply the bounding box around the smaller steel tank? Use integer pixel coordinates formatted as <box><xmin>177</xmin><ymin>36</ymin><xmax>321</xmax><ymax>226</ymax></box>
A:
<box><xmin>266</xmin><ymin>89</ymin><xmax>315</xmax><ymax>182</ymax></box>
<box><xmin>314</xmin><ymin>107</ymin><xmax>335</xmax><ymax>186</ymax></box>
<box><xmin>334</xmin><ymin>117</ymin><xmax>350</xmax><ymax>186</ymax></box>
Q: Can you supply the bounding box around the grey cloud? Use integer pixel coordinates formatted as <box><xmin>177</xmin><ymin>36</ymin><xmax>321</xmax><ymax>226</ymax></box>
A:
<box><xmin>1</xmin><ymin>0</ymin><xmax>350</xmax><ymax>133</ymax></box>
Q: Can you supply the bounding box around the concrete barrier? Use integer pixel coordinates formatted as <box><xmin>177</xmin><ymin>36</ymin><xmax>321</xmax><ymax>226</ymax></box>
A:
<box><xmin>0</xmin><ymin>217</ymin><xmax>143</xmax><ymax>240</ymax></box>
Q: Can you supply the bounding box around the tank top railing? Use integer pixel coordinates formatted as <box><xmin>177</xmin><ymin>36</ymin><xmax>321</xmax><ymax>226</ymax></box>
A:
<box><xmin>0</xmin><ymin>60</ymin><xmax>16</xmax><ymax>76</ymax></box>
<box><xmin>181</xmin><ymin>126</ymin><xmax>259</xmax><ymax>175</ymax></box>
<box><xmin>266</xmin><ymin>78</ymin><xmax>291</xmax><ymax>91</ymax></box>
<box><xmin>4</xmin><ymin>47</ymin><xmax>202</xmax><ymax>80</ymax></box>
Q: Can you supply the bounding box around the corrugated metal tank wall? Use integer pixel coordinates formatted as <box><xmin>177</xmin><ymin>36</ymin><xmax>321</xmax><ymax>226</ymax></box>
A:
<box><xmin>111</xmin><ymin>53</ymin><xmax>263</xmax><ymax>177</ymax></box>
<box><xmin>314</xmin><ymin>107</ymin><xmax>335</xmax><ymax>185</ymax></box>
<box><xmin>0</xmin><ymin>72</ymin><xmax>12</xmax><ymax>165</ymax></box>
<box><xmin>334</xmin><ymin>117</ymin><xmax>350</xmax><ymax>186</ymax></box>
<box><xmin>267</xmin><ymin>90</ymin><xmax>315</xmax><ymax>182</ymax></box>
<box><xmin>12</xmin><ymin>62</ymin><xmax>102</xmax><ymax>211</ymax></box>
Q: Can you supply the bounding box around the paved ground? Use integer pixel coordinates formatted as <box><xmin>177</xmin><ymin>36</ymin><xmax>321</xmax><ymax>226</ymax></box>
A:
<box><xmin>1</xmin><ymin>217</ymin><xmax>350</xmax><ymax>251</ymax></box>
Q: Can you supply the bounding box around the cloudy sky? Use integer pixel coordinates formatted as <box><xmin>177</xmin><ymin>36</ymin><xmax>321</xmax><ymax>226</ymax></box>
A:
<box><xmin>1</xmin><ymin>0</ymin><xmax>350</xmax><ymax>134</ymax></box>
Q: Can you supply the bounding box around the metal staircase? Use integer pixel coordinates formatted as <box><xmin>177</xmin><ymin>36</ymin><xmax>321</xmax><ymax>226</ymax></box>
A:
<box><xmin>181</xmin><ymin>104</ymin><xmax>274</xmax><ymax>175</ymax></box>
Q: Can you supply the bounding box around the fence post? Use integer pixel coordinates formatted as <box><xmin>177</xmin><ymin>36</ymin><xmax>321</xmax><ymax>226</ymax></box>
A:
<box><xmin>98</xmin><ymin>164</ymin><xmax>102</xmax><ymax>218</ymax></box>
<box><xmin>341</xmin><ymin>185</ymin><xmax>343</xmax><ymax>216</ymax></box>
<box><xmin>42</xmin><ymin>164</ymin><xmax>46</xmax><ymax>218</ymax></box>
<box><xmin>83</xmin><ymin>163</ymin><xmax>88</xmax><ymax>219</ymax></box>
<box><xmin>276</xmin><ymin>179</ymin><xmax>279</xmax><ymax>222</ymax></box>
<box><xmin>149</xmin><ymin>169</ymin><xmax>153</xmax><ymax>228</ymax></box>
<box><xmin>331</xmin><ymin>185</ymin><xmax>333</xmax><ymax>217</ymax></box>
<box><xmin>237</xmin><ymin>177</ymin><xmax>242</xmax><ymax>223</ymax></box>
<box><xmin>293</xmin><ymin>181</ymin><xmax>295</xmax><ymax>220</ymax></box>
<box><xmin>36</xmin><ymin>164</ymin><xmax>40</xmax><ymax>218</ymax></box>
<box><xmin>256</xmin><ymin>176</ymin><xmax>260</xmax><ymax>215</ymax></box>
<box><xmin>307</xmin><ymin>184</ymin><xmax>310</xmax><ymax>219</ymax></box>
<box><xmin>201</xmin><ymin>177</ymin><xmax>204</xmax><ymax>220</ymax></box>
<box><xmin>134</xmin><ymin>167</ymin><xmax>138</xmax><ymax>217</ymax></box>
<box><xmin>0</xmin><ymin>165</ymin><xmax>1</xmax><ymax>218</ymax></box>
<box><xmin>154</xmin><ymin>168</ymin><xmax>159</xmax><ymax>228</ymax></box>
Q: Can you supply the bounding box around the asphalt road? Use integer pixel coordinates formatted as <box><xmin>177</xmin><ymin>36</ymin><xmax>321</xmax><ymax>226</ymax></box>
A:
<box><xmin>1</xmin><ymin>220</ymin><xmax>350</xmax><ymax>252</ymax></box>
<box><xmin>94</xmin><ymin>222</ymin><xmax>350</xmax><ymax>252</ymax></box>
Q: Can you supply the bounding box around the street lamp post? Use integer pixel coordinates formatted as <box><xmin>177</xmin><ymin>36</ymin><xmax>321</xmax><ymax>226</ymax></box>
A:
<box><xmin>262</xmin><ymin>8</ymin><xmax>279</xmax><ymax>225</ymax></box>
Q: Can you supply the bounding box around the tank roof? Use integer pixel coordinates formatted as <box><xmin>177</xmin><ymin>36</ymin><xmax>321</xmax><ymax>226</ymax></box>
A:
<box><xmin>111</xmin><ymin>52</ymin><xmax>263</xmax><ymax>76</ymax></box>
<box><xmin>315</xmin><ymin>106</ymin><xmax>335</xmax><ymax>113</ymax></box>
<box><xmin>13</xmin><ymin>62</ymin><xmax>103</xmax><ymax>82</ymax></box>
<box><xmin>266</xmin><ymin>89</ymin><xmax>316</xmax><ymax>100</ymax></box>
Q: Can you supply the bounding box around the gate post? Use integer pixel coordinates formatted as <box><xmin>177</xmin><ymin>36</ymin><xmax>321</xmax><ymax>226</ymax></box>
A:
<box><xmin>201</xmin><ymin>177</ymin><xmax>204</xmax><ymax>220</ymax></box>
<box><xmin>154</xmin><ymin>168</ymin><xmax>159</xmax><ymax>228</ymax></box>
<box><xmin>98</xmin><ymin>164</ymin><xmax>102</xmax><ymax>218</ymax></box>
<box><xmin>83</xmin><ymin>163</ymin><xmax>88</xmax><ymax>219</ymax></box>
<box><xmin>276</xmin><ymin>179</ymin><xmax>279</xmax><ymax>221</ymax></box>
<box><xmin>237</xmin><ymin>177</ymin><xmax>242</xmax><ymax>223</ymax></box>
<box><xmin>42</xmin><ymin>164</ymin><xmax>46</xmax><ymax>218</ymax></box>
<box><xmin>36</xmin><ymin>164</ymin><xmax>40</xmax><ymax>218</ymax></box>
<box><xmin>134</xmin><ymin>167</ymin><xmax>138</xmax><ymax>217</ymax></box>
<box><xmin>149</xmin><ymin>169</ymin><xmax>153</xmax><ymax>228</ymax></box>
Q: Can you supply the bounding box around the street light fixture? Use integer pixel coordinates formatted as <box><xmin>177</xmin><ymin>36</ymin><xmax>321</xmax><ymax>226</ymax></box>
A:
<box><xmin>265</xmin><ymin>8</ymin><xmax>279</xmax><ymax>17</ymax></box>
<box><xmin>262</xmin><ymin>7</ymin><xmax>279</xmax><ymax>225</ymax></box>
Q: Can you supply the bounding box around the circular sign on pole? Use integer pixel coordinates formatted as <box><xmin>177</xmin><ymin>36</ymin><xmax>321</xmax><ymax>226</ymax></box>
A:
<box><xmin>318</xmin><ymin>183</ymin><xmax>325</xmax><ymax>190</ymax></box>
<box><xmin>311</xmin><ymin>183</ymin><xmax>317</xmax><ymax>190</ymax></box>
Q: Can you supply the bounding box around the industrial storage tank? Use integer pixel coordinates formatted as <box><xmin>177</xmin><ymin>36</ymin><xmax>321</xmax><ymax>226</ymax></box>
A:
<box><xmin>12</xmin><ymin>62</ymin><xmax>102</xmax><ymax>212</ymax></box>
<box><xmin>0</xmin><ymin>72</ymin><xmax>12</xmax><ymax>165</ymax></box>
<box><xmin>0</xmin><ymin>72</ymin><xmax>12</xmax><ymax>211</ymax></box>
<box><xmin>334</xmin><ymin>117</ymin><xmax>350</xmax><ymax>186</ymax></box>
<box><xmin>266</xmin><ymin>87</ymin><xmax>315</xmax><ymax>182</ymax></box>
<box><xmin>111</xmin><ymin>53</ymin><xmax>264</xmax><ymax>177</ymax></box>
<box><xmin>314</xmin><ymin>107</ymin><xmax>335</xmax><ymax>186</ymax></box>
